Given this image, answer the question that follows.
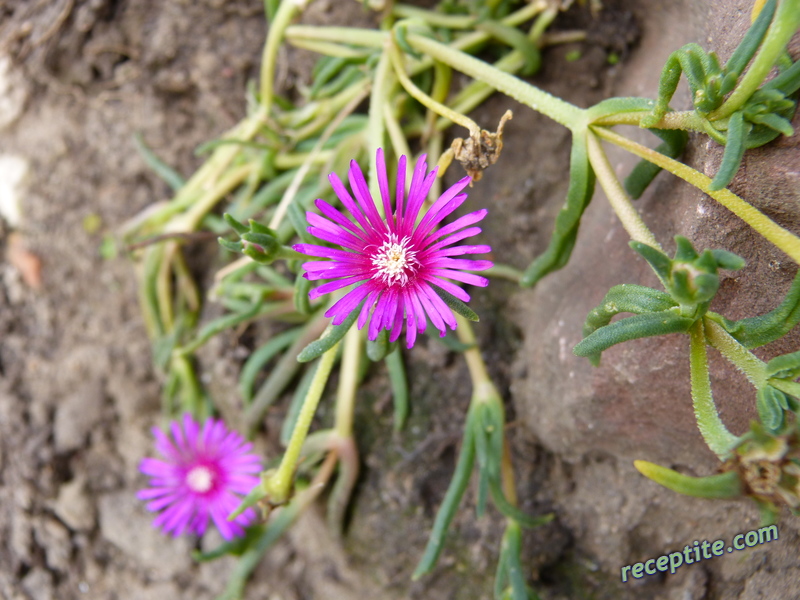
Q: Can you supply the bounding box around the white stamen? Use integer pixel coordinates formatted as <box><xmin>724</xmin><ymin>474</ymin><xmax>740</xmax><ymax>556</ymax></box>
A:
<box><xmin>186</xmin><ymin>466</ymin><xmax>214</xmax><ymax>493</ymax></box>
<box><xmin>371</xmin><ymin>234</ymin><xmax>418</xmax><ymax>285</ymax></box>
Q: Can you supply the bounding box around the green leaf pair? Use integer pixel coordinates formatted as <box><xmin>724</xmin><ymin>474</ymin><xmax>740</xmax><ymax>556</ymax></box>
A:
<box><xmin>637</xmin><ymin>237</ymin><xmax>744</xmax><ymax>306</ymax></box>
<box><xmin>219</xmin><ymin>213</ymin><xmax>305</xmax><ymax>264</ymax></box>
<box><xmin>710</xmin><ymin>270</ymin><xmax>800</xmax><ymax>349</ymax></box>
<box><xmin>757</xmin><ymin>350</ymin><xmax>800</xmax><ymax>432</ymax></box>
<box><xmin>574</xmin><ymin>237</ymin><xmax>745</xmax><ymax>364</ymax></box>
<box><xmin>641</xmin><ymin>0</ymin><xmax>777</xmax><ymax>128</ymax></box>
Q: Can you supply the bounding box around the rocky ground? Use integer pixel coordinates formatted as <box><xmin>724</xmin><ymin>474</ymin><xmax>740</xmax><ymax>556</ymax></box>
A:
<box><xmin>0</xmin><ymin>1</ymin><xmax>799</xmax><ymax>599</ymax></box>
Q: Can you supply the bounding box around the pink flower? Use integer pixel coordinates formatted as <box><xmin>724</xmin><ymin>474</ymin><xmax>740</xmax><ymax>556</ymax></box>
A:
<box><xmin>294</xmin><ymin>149</ymin><xmax>493</xmax><ymax>348</ymax></box>
<box><xmin>137</xmin><ymin>414</ymin><xmax>262</xmax><ymax>540</ymax></box>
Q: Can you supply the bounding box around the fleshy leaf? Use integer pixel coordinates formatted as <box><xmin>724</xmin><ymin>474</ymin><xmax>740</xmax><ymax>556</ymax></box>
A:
<box><xmin>634</xmin><ymin>460</ymin><xmax>742</xmax><ymax>498</ymax></box>
<box><xmin>430</xmin><ymin>283</ymin><xmax>479</xmax><ymax>322</ymax></box>
<box><xmin>521</xmin><ymin>135</ymin><xmax>595</xmax><ymax>287</ymax></box>
<box><xmin>297</xmin><ymin>301</ymin><xmax>363</xmax><ymax>362</ymax></box>
<box><xmin>574</xmin><ymin>310</ymin><xmax>695</xmax><ymax>365</ymax></box>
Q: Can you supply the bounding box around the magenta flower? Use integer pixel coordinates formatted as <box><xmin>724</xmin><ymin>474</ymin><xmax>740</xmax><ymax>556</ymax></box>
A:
<box><xmin>294</xmin><ymin>149</ymin><xmax>493</xmax><ymax>348</ymax></box>
<box><xmin>137</xmin><ymin>414</ymin><xmax>262</xmax><ymax>540</ymax></box>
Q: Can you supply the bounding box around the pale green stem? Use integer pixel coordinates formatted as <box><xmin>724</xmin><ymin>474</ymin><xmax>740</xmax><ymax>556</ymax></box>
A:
<box><xmin>455</xmin><ymin>315</ymin><xmax>496</xmax><ymax>402</ymax></box>
<box><xmin>393</xmin><ymin>3</ymin><xmax>477</xmax><ymax>28</ymax></box>
<box><xmin>263</xmin><ymin>342</ymin><xmax>339</xmax><ymax>505</ymax></box>
<box><xmin>273</xmin><ymin>150</ymin><xmax>335</xmax><ymax>170</ymax></box>
<box><xmin>592</xmin><ymin>110</ymin><xmax>706</xmax><ymax>131</ymax></box>
<box><xmin>389</xmin><ymin>39</ymin><xmax>480</xmax><ymax>138</ymax></box>
<box><xmin>286</xmin><ymin>37</ymin><xmax>369</xmax><ymax>58</ymax></box>
<box><xmin>334</xmin><ymin>326</ymin><xmax>362</xmax><ymax>439</ymax></box>
<box><xmin>285</xmin><ymin>1</ymin><xmax>546</xmax><ymax>74</ymax></box>
<box><xmin>704</xmin><ymin>317</ymin><xmax>800</xmax><ymax>398</ymax></box>
<box><xmin>710</xmin><ymin>0</ymin><xmax>800</xmax><ymax>121</ymax></box>
<box><xmin>168</xmin><ymin>164</ymin><xmax>255</xmax><ymax>233</ymax></box>
<box><xmin>593</xmin><ymin>126</ymin><xmax>800</xmax><ymax>265</ymax></box>
<box><xmin>405</xmin><ymin>33</ymin><xmax>584</xmax><ymax>131</ymax></box>
<box><xmin>483</xmin><ymin>264</ymin><xmax>523</xmax><ymax>282</ymax></box>
<box><xmin>426</xmin><ymin>131</ymin><xmax>444</xmax><ymax>202</ymax></box>
<box><xmin>285</xmin><ymin>25</ymin><xmax>387</xmax><ymax>49</ymax></box>
<box><xmin>383</xmin><ymin>101</ymin><xmax>413</xmax><ymax>172</ymax></box>
<box><xmin>269</xmin><ymin>84</ymin><xmax>370</xmax><ymax>229</ymax></box>
<box><xmin>135</xmin><ymin>110</ymin><xmax>268</xmax><ymax>231</ymax></box>
<box><xmin>586</xmin><ymin>130</ymin><xmax>662</xmax><ymax>250</ymax></box>
<box><xmin>260</xmin><ymin>0</ymin><xmax>305</xmax><ymax>109</ymax></box>
<box><xmin>369</xmin><ymin>47</ymin><xmax>393</xmax><ymax>218</ymax></box>
<box><xmin>703</xmin><ymin>318</ymin><xmax>767</xmax><ymax>388</ymax></box>
<box><xmin>689</xmin><ymin>320</ymin><xmax>740</xmax><ymax>458</ymax></box>
<box><xmin>155</xmin><ymin>243</ymin><xmax>178</xmax><ymax>332</ymax></box>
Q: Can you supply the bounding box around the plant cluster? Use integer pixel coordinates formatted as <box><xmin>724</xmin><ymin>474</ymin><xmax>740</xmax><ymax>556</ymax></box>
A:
<box><xmin>122</xmin><ymin>0</ymin><xmax>800</xmax><ymax>597</ymax></box>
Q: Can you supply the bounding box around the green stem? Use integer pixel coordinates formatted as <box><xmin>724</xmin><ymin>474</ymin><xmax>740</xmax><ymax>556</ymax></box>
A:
<box><xmin>369</xmin><ymin>47</ymin><xmax>393</xmax><ymax>216</ymax></box>
<box><xmin>260</xmin><ymin>0</ymin><xmax>304</xmax><ymax>109</ymax></box>
<box><xmin>689</xmin><ymin>320</ymin><xmax>740</xmax><ymax>458</ymax></box>
<box><xmin>586</xmin><ymin>130</ymin><xmax>662</xmax><ymax>249</ymax></box>
<box><xmin>334</xmin><ymin>326</ymin><xmax>361</xmax><ymax>439</ymax></box>
<box><xmin>593</xmin><ymin>126</ymin><xmax>800</xmax><ymax>265</ymax></box>
<box><xmin>592</xmin><ymin>110</ymin><xmax>706</xmax><ymax>131</ymax></box>
<box><xmin>389</xmin><ymin>38</ymin><xmax>480</xmax><ymax>137</ymax></box>
<box><xmin>263</xmin><ymin>342</ymin><xmax>340</xmax><ymax>505</ymax></box>
<box><xmin>393</xmin><ymin>3</ymin><xmax>477</xmax><ymax>28</ymax></box>
<box><xmin>405</xmin><ymin>33</ymin><xmax>584</xmax><ymax>130</ymax></box>
<box><xmin>483</xmin><ymin>263</ymin><xmax>524</xmax><ymax>282</ymax></box>
<box><xmin>703</xmin><ymin>317</ymin><xmax>767</xmax><ymax>388</ymax></box>
<box><xmin>268</xmin><ymin>83</ymin><xmax>370</xmax><ymax>229</ymax></box>
<box><xmin>383</xmin><ymin>100</ymin><xmax>413</xmax><ymax>166</ymax></box>
<box><xmin>455</xmin><ymin>315</ymin><xmax>493</xmax><ymax>390</ymax></box>
<box><xmin>286</xmin><ymin>37</ymin><xmax>369</xmax><ymax>58</ymax></box>
<box><xmin>710</xmin><ymin>0</ymin><xmax>800</xmax><ymax>120</ymax></box>
<box><xmin>285</xmin><ymin>25</ymin><xmax>387</xmax><ymax>49</ymax></box>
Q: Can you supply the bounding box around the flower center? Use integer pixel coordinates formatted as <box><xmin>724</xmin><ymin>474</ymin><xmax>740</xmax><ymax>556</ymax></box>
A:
<box><xmin>186</xmin><ymin>465</ymin><xmax>215</xmax><ymax>493</ymax></box>
<box><xmin>371</xmin><ymin>235</ymin><xmax>418</xmax><ymax>286</ymax></box>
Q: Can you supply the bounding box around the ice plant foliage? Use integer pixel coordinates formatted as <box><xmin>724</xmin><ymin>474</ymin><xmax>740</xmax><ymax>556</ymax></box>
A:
<box><xmin>295</xmin><ymin>149</ymin><xmax>493</xmax><ymax>348</ymax></box>
<box><xmin>138</xmin><ymin>414</ymin><xmax>262</xmax><ymax>540</ymax></box>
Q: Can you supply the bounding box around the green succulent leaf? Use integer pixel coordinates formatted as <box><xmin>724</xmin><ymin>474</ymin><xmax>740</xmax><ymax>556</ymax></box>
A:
<box><xmin>766</xmin><ymin>350</ymin><xmax>800</xmax><ymax>380</ymax></box>
<box><xmin>757</xmin><ymin>386</ymin><xmax>787</xmax><ymax>432</ymax></box>
<box><xmin>224</xmin><ymin>212</ymin><xmax>251</xmax><ymax>236</ymax></box>
<box><xmin>412</xmin><ymin>411</ymin><xmax>477</xmax><ymax>580</ymax></box>
<box><xmin>712</xmin><ymin>270</ymin><xmax>800</xmax><ymax>348</ymax></box>
<box><xmin>366</xmin><ymin>328</ymin><xmax>391</xmax><ymax>362</ymax></box>
<box><xmin>574</xmin><ymin>310</ymin><xmax>695</xmax><ymax>365</ymax></box>
<box><xmin>582</xmin><ymin>284</ymin><xmax>676</xmax><ymax>339</ymax></box>
<box><xmin>709</xmin><ymin>110</ymin><xmax>751</xmax><ymax>191</ymax></box>
<box><xmin>725</xmin><ymin>0</ymin><xmax>776</xmax><ymax>76</ymax></box>
<box><xmin>385</xmin><ymin>348</ymin><xmax>409</xmax><ymax>431</ymax></box>
<box><xmin>477</xmin><ymin>20</ymin><xmax>541</xmax><ymax>76</ymax></box>
<box><xmin>297</xmin><ymin>301</ymin><xmax>364</xmax><ymax>363</ymax></box>
<box><xmin>430</xmin><ymin>283</ymin><xmax>479</xmax><ymax>322</ymax></box>
<box><xmin>624</xmin><ymin>128</ymin><xmax>688</xmax><ymax>199</ymax></box>
<box><xmin>586</xmin><ymin>96</ymin><xmax>655</xmax><ymax>122</ymax></box>
<box><xmin>634</xmin><ymin>460</ymin><xmax>743</xmax><ymax>499</ymax></box>
<box><xmin>521</xmin><ymin>134</ymin><xmax>596</xmax><ymax>287</ymax></box>
<box><xmin>630</xmin><ymin>241</ymin><xmax>672</xmax><ymax>282</ymax></box>
<box><xmin>710</xmin><ymin>249</ymin><xmax>746</xmax><ymax>271</ymax></box>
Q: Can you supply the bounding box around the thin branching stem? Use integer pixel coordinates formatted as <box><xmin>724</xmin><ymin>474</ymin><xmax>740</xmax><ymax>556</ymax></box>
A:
<box><xmin>593</xmin><ymin>125</ymin><xmax>800</xmax><ymax>265</ymax></box>
<box><xmin>586</xmin><ymin>131</ymin><xmax>662</xmax><ymax>249</ymax></box>
<box><xmin>689</xmin><ymin>320</ymin><xmax>740</xmax><ymax>458</ymax></box>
